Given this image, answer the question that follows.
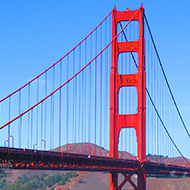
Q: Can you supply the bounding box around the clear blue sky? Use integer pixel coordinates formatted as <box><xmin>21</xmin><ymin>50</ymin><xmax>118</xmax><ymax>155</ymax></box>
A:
<box><xmin>0</xmin><ymin>0</ymin><xmax>190</xmax><ymax>153</ymax></box>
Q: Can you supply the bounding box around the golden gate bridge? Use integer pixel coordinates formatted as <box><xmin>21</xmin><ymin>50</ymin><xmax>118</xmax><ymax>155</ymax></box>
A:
<box><xmin>0</xmin><ymin>5</ymin><xmax>190</xmax><ymax>190</ymax></box>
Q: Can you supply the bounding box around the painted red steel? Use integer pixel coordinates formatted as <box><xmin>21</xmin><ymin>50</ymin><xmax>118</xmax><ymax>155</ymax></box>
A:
<box><xmin>2</xmin><ymin>147</ymin><xmax>190</xmax><ymax>177</ymax></box>
<box><xmin>109</xmin><ymin>5</ymin><xmax>146</xmax><ymax>190</ymax></box>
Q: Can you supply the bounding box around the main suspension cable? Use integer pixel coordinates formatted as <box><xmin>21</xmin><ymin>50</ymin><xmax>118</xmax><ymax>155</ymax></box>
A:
<box><xmin>0</xmin><ymin>8</ymin><xmax>140</xmax><ymax>130</ymax></box>
<box><xmin>144</xmin><ymin>14</ymin><xmax>190</xmax><ymax>141</ymax></box>
<box><xmin>119</xmin><ymin>19</ymin><xmax>190</xmax><ymax>165</ymax></box>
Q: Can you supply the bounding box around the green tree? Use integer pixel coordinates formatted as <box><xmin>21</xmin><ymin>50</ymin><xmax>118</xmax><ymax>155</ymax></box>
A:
<box><xmin>22</xmin><ymin>174</ymin><xmax>29</xmax><ymax>184</ymax></box>
<box><xmin>39</xmin><ymin>173</ymin><xmax>48</xmax><ymax>182</ymax></box>
<box><xmin>44</xmin><ymin>176</ymin><xmax>55</xmax><ymax>188</ymax></box>
<box><xmin>61</xmin><ymin>176</ymin><xmax>67</xmax><ymax>185</ymax></box>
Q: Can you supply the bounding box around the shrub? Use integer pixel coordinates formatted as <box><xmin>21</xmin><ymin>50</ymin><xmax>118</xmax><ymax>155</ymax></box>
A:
<box><xmin>78</xmin><ymin>178</ymin><xmax>83</xmax><ymax>183</ymax></box>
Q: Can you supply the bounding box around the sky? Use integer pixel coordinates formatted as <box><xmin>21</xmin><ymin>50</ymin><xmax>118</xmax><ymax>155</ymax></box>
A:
<box><xmin>0</xmin><ymin>0</ymin><xmax>190</xmax><ymax>153</ymax></box>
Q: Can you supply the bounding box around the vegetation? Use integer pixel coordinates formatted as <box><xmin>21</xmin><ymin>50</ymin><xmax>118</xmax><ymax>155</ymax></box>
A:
<box><xmin>0</xmin><ymin>168</ymin><xmax>12</xmax><ymax>179</ymax></box>
<box><xmin>78</xmin><ymin>178</ymin><xmax>86</xmax><ymax>184</ymax></box>
<box><xmin>0</xmin><ymin>171</ymin><xmax>78</xmax><ymax>190</ymax></box>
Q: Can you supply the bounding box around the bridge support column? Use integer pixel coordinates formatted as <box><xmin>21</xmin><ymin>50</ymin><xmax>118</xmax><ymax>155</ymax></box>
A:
<box><xmin>109</xmin><ymin>173</ymin><xmax>118</xmax><ymax>190</ymax></box>
<box><xmin>109</xmin><ymin>170</ymin><xmax>146</xmax><ymax>190</ymax></box>
<box><xmin>138</xmin><ymin>169</ymin><xmax>146</xmax><ymax>190</ymax></box>
<box><xmin>109</xmin><ymin>5</ymin><xmax>146</xmax><ymax>190</ymax></box>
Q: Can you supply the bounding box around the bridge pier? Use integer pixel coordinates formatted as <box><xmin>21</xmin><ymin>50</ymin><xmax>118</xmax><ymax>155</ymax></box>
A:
<box><xmin>109</xmin><ymin>170</ymin><xmax>146</xmax><ymax>190</ymax></box>
<box><xmin>109</xmin><ymin>172</ymin><xmax>118</xmax><ymax>190</ymax></box>
<box><xmin>109</xmin><ymin>5</ymin><xmax>146</xmax><ymax>190</ymax></box>
<box><xmin>138</xmin><ymin>169</ymin><xmax>146</xmax><ymax>190</ymax></box>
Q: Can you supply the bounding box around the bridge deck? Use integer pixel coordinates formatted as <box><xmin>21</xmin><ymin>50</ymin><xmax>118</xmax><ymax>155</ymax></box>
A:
<box><xmin>0</xmin><ymin>147</ymin><xmax>190</xmax><ymax>177</ymax></box>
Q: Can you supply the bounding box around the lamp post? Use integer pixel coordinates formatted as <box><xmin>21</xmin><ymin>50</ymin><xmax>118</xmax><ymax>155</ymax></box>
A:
<box><xmin>4</xmin><ymin>140</ymin><xmax>8</xmax><ymax>147</ymax></box>
<box><xmin>41</xmin><ymin>140</ymin><xmax>46</xmax><ymax>151</ymax></box>
<box><xmin>33</xmin><ymin>143</ymin><xmax>37</xmax><ymax>150</ymax></box>
<box><xmin>9</xmin><ymin>135</ymin><xmax>14</xmax><ymax>147</ymax></box>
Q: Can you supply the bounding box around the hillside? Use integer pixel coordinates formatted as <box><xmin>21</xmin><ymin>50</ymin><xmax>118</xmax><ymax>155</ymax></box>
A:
<box><xmin>2</xmin><ymin>170</ymin><xmax>190</xmax><ymax>190</ymax></box>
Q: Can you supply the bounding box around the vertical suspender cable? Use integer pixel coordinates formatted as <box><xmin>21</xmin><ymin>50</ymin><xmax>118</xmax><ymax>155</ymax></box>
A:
<box><xmin>84</xmin><ymin>40</ymin><xmax>87</xmax><ymax>154</ymax></box>
<box><xmin>52</xmin><ymin>66</ymin><xmax>55</xmax><ymax>149</ymax></box>
<box><xmin>36</xmin><ymin>78</ymin><xmax>39</xmax><ymax>149</ymax></box>
<box><xmin>40</xmin><ymin>102</ymin><xmax>43</xmax><ymax>150</ymax></box>
<box><xmin>59</xmin><ymin>60</ymin><xmax>62</xmax><ymax>153</ymax></box>
<box><xmin>146</xmin><ymin>29</ymin><xmax>149</xmax><ymax>156</ymax></box>
<box><xmin>45</xmin><ymin>72</ymin><xmax>47</xmax><ymax>150</ymax></box>
<box><xmin>8</xmin><ymin>97</ymin><xmax>11</xmax><ymax>147</ymax></box>
<box><xmin>150</xmin><ymin>42</ymin><xmax>153</xmax><ymax>157</ymax></box>
<box><xmin>94</xmin><ymin>29</ymin><xmax>97</xmax><ymax>156</ymax></box>
<box><xmin>155</xmin><ymin>52</ymin><xmax>158</xmax><ymax>162</ymax></box>
<box><xmin>104</xmin><ymin>17</ymin><xmax>108</xmax><ymax>156</ymax></box>
<box><xmin>159</xmin><ymin>65</ymin><xmax>161</xmax><ymax>161</ymax></box>
<box><xmin>81</xmin><ymin>45</ymin><xmax>84</xmax><ymax>155</ymax></box>
<box><xmin>19</xmin><ymin>90</ymin><xmax>22</xmax><ymax>148</ymax></box>
<box><xmin>79</xmin><ymin>44</ymin><xmax>81</xmax><ymax>154</ymax></box>
<box><xmin>31</xmin><ymin>109</ymin><xmax>33</xmax><ymax>149</ymax></box>
<box><xmin>73</xmin><ymin>50</ymin><xmax>76</xmax><ymax>154</ymax></box>
<box><xmin>72</xmin><ymin>51</ymin><xmax>74</xmax><ymax>154</ymax></box>
<box><xmin>100</xmin><ymin>24</ymin><xmax>102</xmax><ymax>157</ymax></box>
<box><xmin>88</xmin><ymin>35</ymin><xmax>92</xmax><ymax>156</ymax></box>
<box><xmin>41</xmin><ymin>102</ymin><xmax>43</xmax><ymax>150</ymax></box>
<box><xmin>40</xmin><ymin>85</ymin><xmax>43</xmax><ymax>150</ymax></box>
<box><xmin>164</xmin><ymin>73</ymin><xmax>166</xmax><ymax>161</ymax></box>
<box><xmin>66</xmin><ymin>56</ymin><xmax>69</xmax><ymax>154</ymax></box>
<box><xmin>28</xmin><ymin>84</ymin><xmax>30</xmax><ymax>149</ymax></box>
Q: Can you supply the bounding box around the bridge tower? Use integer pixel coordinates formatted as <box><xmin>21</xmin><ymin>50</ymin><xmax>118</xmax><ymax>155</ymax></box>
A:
<box><xmin>109</xmin><ymin>5</ymin><xmax>146</xmax><ymax>190</ymax></box>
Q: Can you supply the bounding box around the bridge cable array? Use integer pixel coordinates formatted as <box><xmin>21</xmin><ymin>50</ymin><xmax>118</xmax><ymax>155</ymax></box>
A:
<box><xmin>119</xmin><ymin>15</ymin><xmax>190</xmax><ymax>166</ymax></box>
<box><xmin>144</xmin><ymin>14</ymin><xmax>190</xmax><ymax>141</ymax></box>
<box><xmin>0</xmin><ymin>9</ymin><xmax>139</xmax><ymax>131</ymax></box>
<box><xmin>0</xmin><ymin>8</ymin><xmax>113</xmax><ymax>151</ymax></box>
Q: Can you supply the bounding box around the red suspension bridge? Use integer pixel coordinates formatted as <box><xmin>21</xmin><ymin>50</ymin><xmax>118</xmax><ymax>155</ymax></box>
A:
<box><xmin>1</xmin><ymin>5</ymin><xmax>190</xmax><ymax>190</ymax></box>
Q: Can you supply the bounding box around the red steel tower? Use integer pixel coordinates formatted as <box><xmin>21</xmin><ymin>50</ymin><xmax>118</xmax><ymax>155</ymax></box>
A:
<box><xmin>109</xmin><ymin>5</ymin><xmax>146</xmax><ymax>190</ymax></box>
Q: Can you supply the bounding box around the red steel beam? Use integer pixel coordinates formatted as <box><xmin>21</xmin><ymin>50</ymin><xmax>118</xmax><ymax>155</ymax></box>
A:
<box><xmin>109</xmin><ymin>5</ymin><xmax>146</xmax><ymax>190</ymax></box>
